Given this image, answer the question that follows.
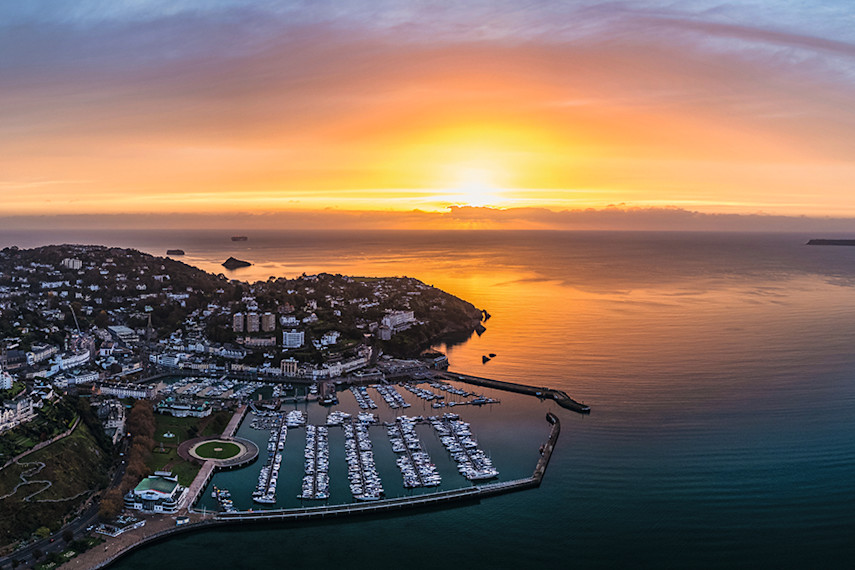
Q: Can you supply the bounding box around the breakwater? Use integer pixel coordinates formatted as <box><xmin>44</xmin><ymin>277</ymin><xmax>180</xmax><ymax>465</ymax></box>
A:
<box><xmin>443</xmin><ymin>371</ymin><xmax>590</xmax><ymax>413</ymax></box>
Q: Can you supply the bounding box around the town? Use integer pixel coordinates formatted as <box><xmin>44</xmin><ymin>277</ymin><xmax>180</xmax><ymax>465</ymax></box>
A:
<box><xmin>0</xmin><ymin>244</ymin><xmax>488</xmax><ymax>567</ymax></box>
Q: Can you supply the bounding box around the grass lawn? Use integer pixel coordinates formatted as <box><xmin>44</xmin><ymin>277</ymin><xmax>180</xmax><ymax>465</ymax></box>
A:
<box><xmin>145</xmin><ymin>411</ymin><xmax>231</xmax><ymax>487</ymax></box>
<box><xmin>194</xmin><ymin>441</ymin><xmax>241</xmax><ymax>460</ymax></box>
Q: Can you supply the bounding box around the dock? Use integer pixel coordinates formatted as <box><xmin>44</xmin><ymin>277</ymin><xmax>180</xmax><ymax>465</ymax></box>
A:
<box><xmin>441</xmin><ymin>371</ymin><xmax>590</xmax><ymax>413</ymax></box>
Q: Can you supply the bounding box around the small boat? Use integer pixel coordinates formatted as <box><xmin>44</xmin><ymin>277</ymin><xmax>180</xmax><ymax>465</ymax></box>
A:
<box><xmin>482</xmin><ymin>355</ymin><xmax>491</xmax><ymax>363</ymax></box>
<box><xmin>231</xmin><ymin>235</ymin><xmax>248</xmax><ymax>241</ymax></box>
<box><xmin>166</xmin><ymin>249</ymin><xmax>185</xmax><ymax>256</ymax></box>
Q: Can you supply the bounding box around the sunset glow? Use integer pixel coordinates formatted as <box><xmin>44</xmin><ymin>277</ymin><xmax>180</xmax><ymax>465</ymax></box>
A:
<box><xmin>2</xmin><ymin>2</ymin><xmax>855</xmax><ymax>229</ymax></box>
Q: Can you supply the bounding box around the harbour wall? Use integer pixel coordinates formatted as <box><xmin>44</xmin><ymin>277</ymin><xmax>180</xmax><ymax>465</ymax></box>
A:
<box><xmin>444</xmin><ymin>370</ymin><xmax>590</xmax><ymax>414</ymax></box>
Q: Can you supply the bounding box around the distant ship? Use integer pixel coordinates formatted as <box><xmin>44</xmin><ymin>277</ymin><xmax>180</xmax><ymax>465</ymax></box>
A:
<box><xmin>166</xmin><ymin>249</ymin><xmax>185</xmax><ymax>256</ymax></box>
<box><xmin>231</xmin><ymin>236</ymin><xmax>248</xmax><ymax>242</ymax></box>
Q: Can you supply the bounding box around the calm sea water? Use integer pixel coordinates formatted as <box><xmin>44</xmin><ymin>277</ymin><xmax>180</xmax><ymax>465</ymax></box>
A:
<box><xmin>5</xmin><ymin>229</ymin><xmax>855</xmax><ymax>568</ymax></box>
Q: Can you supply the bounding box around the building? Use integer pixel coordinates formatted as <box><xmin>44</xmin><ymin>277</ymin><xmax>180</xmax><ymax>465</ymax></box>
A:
<box><xmin>244</xmin><ymin>336</ymin><xmax>276</xmax><ymax>348</ymax></box>
<box><xmin>107</xmin><ymin>325</ymin><xmax>140</xmax><ymax>346</ymax></box>
<box><xmin>381</xmin><ymin>310</ymin><xmax>415</xmax><ymax>331</ymax></box>
<box><xmin>60</xmin><ymin>258</ymin><xmax>82</xmax><ymax>270</ymax></box>
<box><xmin>96</xmin><ymin>399</ymin><xmax>126</xmax><ymax>444</ymax></box>
<box><xmin>283</xmin><ymin>329</ymin><xmax>304</xmax><ymax>349</ymax></box>
<box><xmin>124</xmin><ymin>474</ymin><xmax>185</xmax><ymax>513</ymax></box>
<box><xmin>232</xmin><ymin>312</ymin><xmax>244</xmax><ymax>333</ymax></box>
<box><xmin>97</xmin><ymin>383</ymin><xmax>154</xmax><ymax>399</ymax></box>
<box><xmin>0</xmin><ymin>394</ymin><xmax>36</xmax><ymax>434</ymax></box>
<box><xmin>53</xmin><ymin>349</ymin><xmax>91</xmax><ymax>371</ymax></box>
<box><xmin>320</xmin><ymin>331</ymin><xmax>340</xmax><ymax>346</ymax></box>
<box><xmin>246</xmin><ymin>312</ymin><xmax>260</xmax><ymax>333</ymax></box>
<box><xmin>156</xmin><ymin>399</ymin><xmax>212</xmax><ymax>418</ymax></box>
<box><xmin>27</xmin><ymin>344</ymin><xmax>58</xmax><ymax>365</ymax></box>
<box><xmin>280</xmin><ymin>315</ymin><xmax>298</xmax><ymax>327</ymax></box>
<box><xmin>261</xmin><ymin>312</ymin><xmax>276</xmax><ymax>332</ymax></box>
<box><xmin>0</xmin><ymin>370</ymin><xmax>14</xmax><ymax>390</ymax></box>
<box><xmin>280</xmin><ymin>357</ymin><xmax>298</xmax><ymax>377</ymax></box>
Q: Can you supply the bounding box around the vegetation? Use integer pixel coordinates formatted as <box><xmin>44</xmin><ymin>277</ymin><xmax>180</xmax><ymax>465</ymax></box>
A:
<box><xmin>0</xmin><ymin>421</ymin><xmax>112</xmax><ymax>548</ymax></box>
<box><xmin>194</xmin><ymin>441</ymin><xmax>241</xmax><ymax>459</ymax></box>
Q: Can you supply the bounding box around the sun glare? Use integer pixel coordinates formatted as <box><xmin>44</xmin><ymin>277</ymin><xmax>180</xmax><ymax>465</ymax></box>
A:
<box><xmin>446</xmin><ymin>166</ymin><xmax>505</xmax><ymax>207</ymax></box>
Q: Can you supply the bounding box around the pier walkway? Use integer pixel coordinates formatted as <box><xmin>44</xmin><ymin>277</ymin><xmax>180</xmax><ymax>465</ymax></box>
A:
<box><xmin>221</xmin><ymin>405</ymin><xmax>248</xmax><ymax>438</ymax></box>
<box><xmin>441</xmin><ymin>371</ymin><xmax>590</xmax><ymax>413</ymax></box>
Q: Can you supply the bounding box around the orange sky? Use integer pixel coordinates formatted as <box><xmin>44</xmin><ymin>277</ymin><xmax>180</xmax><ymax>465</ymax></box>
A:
<box><xmin>3</xmin><ymin>2</ymin><xmax>855</xmax><ymax>227</ymax></box>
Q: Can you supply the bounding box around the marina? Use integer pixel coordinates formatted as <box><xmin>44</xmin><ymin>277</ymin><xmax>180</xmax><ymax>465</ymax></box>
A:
<box><xmin>299</xmin><ymin>425</ymin><xmax>330</xmax><ymax>500</ymax></box>
<box><xmin>343</xmin><ymin>418</ymin><xmax>384</xmax><ymax>501</ymax></box>
<box><xmin>372</xmin><ymin>383</ymin><xmax>410</xmax><ymax>410</ymax></box>
<box><xmin>387</xmin><ymin>416</ymin><xmax>441</xmax><ymax>488</ymax></box>
<box><xmin>252</xmin><ymin>417</ymin><xmax>287</xmax><ymax>504</ymax></box>
<box><xmin>349</xmin><ymin>385</ymin><xmax>378</xmax><ymax>410</ymax></box>
<box><xmin>431</xmin><ymin>414</ymin><xmax>499</xmax><ymax>481</ymax></box>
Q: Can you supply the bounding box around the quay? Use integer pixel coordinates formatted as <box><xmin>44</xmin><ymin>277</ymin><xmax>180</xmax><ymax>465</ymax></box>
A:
<box><xmin>440</xmin><ymin>370</ymin><xmax>590</xmax><ymax>414</ymax></box>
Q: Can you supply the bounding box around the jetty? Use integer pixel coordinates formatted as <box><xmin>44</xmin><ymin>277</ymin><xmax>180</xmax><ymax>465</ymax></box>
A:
<box><xmin>441</xmin><ymin>371</ymin><xmax>590</xmax><ymax>414</ymax></box>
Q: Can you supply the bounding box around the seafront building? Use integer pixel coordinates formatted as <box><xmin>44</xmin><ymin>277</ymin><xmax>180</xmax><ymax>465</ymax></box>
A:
<box><xmin>124</xmin><ymin>474</ymin><xmax>185</xmax><ymax>513</ymax></box>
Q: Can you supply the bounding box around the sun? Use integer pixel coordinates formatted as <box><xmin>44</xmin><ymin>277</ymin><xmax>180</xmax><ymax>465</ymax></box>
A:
<box><xmin>446</xmin><ymin>166</ymin><xmax>505</xmax><ymax>207</ymax></box>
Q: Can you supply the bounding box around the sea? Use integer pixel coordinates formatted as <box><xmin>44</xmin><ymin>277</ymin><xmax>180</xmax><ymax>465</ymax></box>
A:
<box><xmin>4</xmin><ymin>229</ymin><xmax>855</xmax><ymax>568</ymax></box>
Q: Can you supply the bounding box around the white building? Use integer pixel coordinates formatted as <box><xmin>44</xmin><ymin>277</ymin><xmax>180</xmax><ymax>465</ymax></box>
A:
<box><xmin>53</xmin><ymin>349</ymin><xmax>91</xmax><ymax>371</ymax></box>
<box><xmin>320</xmin><ymin>331</ymin><xmax>340</xmax><ymax>346</ymax></box>
<box><xmin>283</xmin><ymin>329</ymin><xmax>304</xmax><ymax>349</ymax></box>
<box><xmin>232</xmin><ymin>312</ymin><xmax>244</xmax><ymax>333</ymax></box>
<box><xmin>124</xmin><ymin>474</ymin><xmax>185</xmax><ymax>513</ymax></box>
<box><xmin>98</xmin><ymin>383</ymin><xmax>154</xmax><ymax>399</ymax></box>
<box><xmin>280</xmin><ymin>315</ymin><xmax>298</xmax><ymax>327</ymax></box>
<box><xmin>0</xmin><ymin>370</ymin><xmax>13</xmax><ymax>390</ymax></box>
<box><xmin>381</xmin><ymin>310</ymin><xmax>415</xmax><ymax>331</ymax></box>
<box><xmin>61</xmin><ymin>258</ymin><xmax>82</xmax><ymax>270</ymax></box>
<box><xmin>0</xmin><ymin>395</ymin><xmax>36</xmax><ymax>434</ymax></box>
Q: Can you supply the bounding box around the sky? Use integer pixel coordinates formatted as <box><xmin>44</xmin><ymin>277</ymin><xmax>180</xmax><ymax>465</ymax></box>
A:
<box><xmin>2</xmin><ymin>1</ymin><xmax>855</xmax><ymax>230</ymax></box>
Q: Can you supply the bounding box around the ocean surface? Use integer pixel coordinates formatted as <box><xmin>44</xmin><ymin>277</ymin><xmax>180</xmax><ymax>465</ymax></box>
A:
<box><xmin>5</xmin><ymin>229</ymin><xmax>855</xmax><ymax>568</ymax></box>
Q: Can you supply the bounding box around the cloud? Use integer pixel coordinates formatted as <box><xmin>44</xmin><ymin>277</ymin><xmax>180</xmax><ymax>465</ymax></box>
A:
<box><xmin>3</xmin><ymin>206</ymin><xmax>855</xmax><ymax>233</ymax></box>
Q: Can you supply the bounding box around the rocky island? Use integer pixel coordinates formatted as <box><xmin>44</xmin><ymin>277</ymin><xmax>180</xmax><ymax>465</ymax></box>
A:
<box><xmin>222</xmin><ymin>256</ymin><xmax>252</xmax><ymax>269</ymax></box>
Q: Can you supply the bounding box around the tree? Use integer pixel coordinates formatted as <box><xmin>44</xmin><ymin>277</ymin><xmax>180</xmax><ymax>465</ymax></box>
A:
<box><xmin>99</xmin><ymin>488</ymin><xmax>124</xmax><ymax>520</ymax></box>
<box><xmin>34</xmin><ymin>526</ymin><xmax>51</xmax><ymax>539</ymax></box>
<box><xmin>62</xmin><ymin>529</ymin><xmax>73</xmax><ymax>543</ymax></box>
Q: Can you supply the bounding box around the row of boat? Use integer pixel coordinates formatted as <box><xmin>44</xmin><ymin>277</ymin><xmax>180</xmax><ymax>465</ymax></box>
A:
<box><xmin>431</xmin><ymin>415</ymin><xmax>499</xmax><ymax>481</ymax></box>
<box><xmin>300</xmin><ymin>425</ymin><xmax>330</xmax><ymax>500</ymax></box>
<box><xmin>253</xmin><ymin>419</ymin><xmax>287</xmax><ymax>504</ymax></box>
<box><xmin>344</xmin><ymin>419</ymin><xmax>385</xmax><ymax>501</ymax></box>
<box><xmin>402</xmin><ymin>383</ymin><xmax>443</xmax><ymax>402</ymax></box>
<box><xmin>350</xmin><ymin>385</ymin><xmax>378</xmax><ymax>410</ymax></box>
<box><xmin>428</xmin><ymin>380</ymin><xmax>471</xmax><ymax>397</ymax></box>
<box><xmin>388</xmin><ymin>416</ymin><xmax>441</xmax><ymax>488</ymax></box>
<box><xmin>373</xmin><ymin>384</ymin><xmax>411</xmax><ymax>409</ymax></box>
<box><xmin>212</xmin><ymin>485</ymin><xmax>237</xmax><ymax>512</ymax></box>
